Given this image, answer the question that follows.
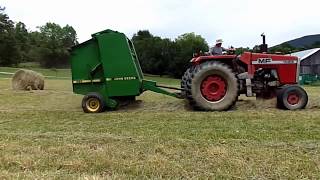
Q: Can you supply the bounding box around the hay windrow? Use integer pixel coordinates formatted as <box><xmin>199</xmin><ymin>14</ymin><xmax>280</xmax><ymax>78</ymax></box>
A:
<box><xmin>12</xmin><ymin>69</ymin><xmax>45</xmax><ymax>91</ymax></box>
<box><xmin>118</xmin><ymin>95</ymin><xmax>279</xmax><ymax>112</ymax></box>
<box><xmin>236</xmin><ymin>98</ymin><xmax>277</xmax><ymax>110</ymax></box>
<box><xmin>308</xmin><ymin>97</ymin><xmax>320</xmax><ymax>109</ymax></box>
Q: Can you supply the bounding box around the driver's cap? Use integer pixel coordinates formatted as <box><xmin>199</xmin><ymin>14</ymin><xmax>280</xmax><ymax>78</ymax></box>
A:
<box><xmin>216</xmin><ymin>39</ymin><xmax>223</xmax><ymax>44</ymax></box>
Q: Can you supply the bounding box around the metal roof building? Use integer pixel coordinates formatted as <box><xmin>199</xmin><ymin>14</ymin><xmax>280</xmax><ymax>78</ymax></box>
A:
<box><xmin>290</xmin><ymin>48</ymin><xmax>320</xmax><ymax>84</ymax></box>
<box><xmin>291</xmin><ymin>48</ymin><xmax>320</xmax><ymax>75</ymax></box>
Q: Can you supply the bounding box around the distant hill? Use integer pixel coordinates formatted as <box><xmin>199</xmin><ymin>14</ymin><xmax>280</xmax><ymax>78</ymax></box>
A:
<box><xmin>279</xmin><ymin>34</ymin><xmax>320</xmax><ymax>48</ymax></box>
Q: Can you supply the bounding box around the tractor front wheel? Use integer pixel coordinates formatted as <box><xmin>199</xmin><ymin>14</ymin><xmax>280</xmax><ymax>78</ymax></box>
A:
<box><xmin>82</xmin><ymin>92</ymin><xmax>106</xmax><ymax>113</ymax></box>
<box><xmin>277</xmin><ymin>85</ymin><xmax>308</xmax><ymax>110</ymax></box>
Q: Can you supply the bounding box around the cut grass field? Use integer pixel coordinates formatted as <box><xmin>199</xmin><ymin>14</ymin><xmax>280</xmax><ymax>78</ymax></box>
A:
<box><xmin>0</xmin><ymin>69</ymin><xmax>320</xmax><ymax>179</ymax></box>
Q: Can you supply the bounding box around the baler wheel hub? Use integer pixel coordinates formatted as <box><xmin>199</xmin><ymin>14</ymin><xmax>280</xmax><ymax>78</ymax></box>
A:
<box><xmin>201</xmin><ymin>75</ymin><xmax>227</xmax><ymax>102</ymax></box>
<box><xmin>86</xmin><ymin>98</ymin><xmax>101</xmax><ymax>112</ymax></box>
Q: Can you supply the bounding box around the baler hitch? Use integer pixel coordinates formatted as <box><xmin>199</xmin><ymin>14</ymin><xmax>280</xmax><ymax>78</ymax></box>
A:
<box><xmin>142</xmin><ymin>80</ymin><xmax>183</xmax><ymax>99</ymax></box>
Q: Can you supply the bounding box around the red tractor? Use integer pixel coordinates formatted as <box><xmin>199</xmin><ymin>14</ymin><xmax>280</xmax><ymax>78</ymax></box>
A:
<box><xmin>181</xmin><ymin>35</ymin><xmax>308</xmax><ymax>111</ymax></box>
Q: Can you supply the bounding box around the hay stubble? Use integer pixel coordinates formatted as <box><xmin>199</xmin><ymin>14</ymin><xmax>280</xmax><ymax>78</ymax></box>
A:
<box><xmin>0</xmin><ymin>77</ymin><xmax>320</xmax><ymax>179</ymax></box>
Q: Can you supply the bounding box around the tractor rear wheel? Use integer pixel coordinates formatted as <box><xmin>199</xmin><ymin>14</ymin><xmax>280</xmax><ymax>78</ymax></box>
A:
<box><xmin>187</xmin><ymin>62</ymin><xmax>238</xmax><ymax>111</ymax></box>
<box><xmin>181</xmin><ymin>67</ymin><xmax>194</xmax><ymax>98</ymax></box>
<box><xmin>82</xmin><ymin>92</ymin><xmax>106</xmax><ymax>113</ymax></box>
<box><xmin>277</xmin><ymin>85</ymin><xmax>308</xmax><ymax>110</ymax></box>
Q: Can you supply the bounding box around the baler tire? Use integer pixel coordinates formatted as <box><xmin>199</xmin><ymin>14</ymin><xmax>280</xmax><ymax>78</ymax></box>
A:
<box><xmin>189</xmin><ymin>62</ymin><xmax>238</xmax><ymax>111</ymax></box>
<box><xmin>276</xmin><ymin>85</ymin><xmax>308</xmax><ymax>110</ymax></box>
<box><xmin>82</xmin><ymin>92</ymin><xmax>106</xmax><ymax>113</ymax></box>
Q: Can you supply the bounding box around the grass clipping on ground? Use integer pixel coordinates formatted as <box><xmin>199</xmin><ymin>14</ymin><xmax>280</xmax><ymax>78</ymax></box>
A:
<box><xmin>0</xmin><ymin>76</ymin><xmax>319</xmax><ymax>178</ymax></box>
<box><xmin>12</xmin><ymin>69</ymin><xmax>45</xmax><ymax>91</ymax></box>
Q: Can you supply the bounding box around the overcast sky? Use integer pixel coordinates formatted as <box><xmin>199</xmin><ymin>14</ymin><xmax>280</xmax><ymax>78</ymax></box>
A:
<box><xmin>2</xmin><ymin>0</ymin><xmax>320</xmax><ymax>48</ymax></box>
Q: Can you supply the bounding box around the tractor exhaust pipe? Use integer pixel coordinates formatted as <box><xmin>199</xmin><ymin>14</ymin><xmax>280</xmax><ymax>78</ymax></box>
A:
<box><xmin>260</xmin><ymin>33</ymin><xmax>268</xmax><ymax>53</ymax></box>
<box><xmin>262</xmin><ymin>33</ymin><xmax>266</xmax><ymax>44</ymax></box>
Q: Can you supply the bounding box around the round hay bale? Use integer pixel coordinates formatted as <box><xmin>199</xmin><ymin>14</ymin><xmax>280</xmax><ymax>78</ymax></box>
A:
<box><xmin>12</xmin><ymin>69</ymin><xmax>45</xmax><ymax>91</ymax></box>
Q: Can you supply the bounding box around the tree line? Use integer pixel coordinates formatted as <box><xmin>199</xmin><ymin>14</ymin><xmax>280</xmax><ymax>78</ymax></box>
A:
<box><xmin>269</xmin><ymin>42</ymin><xmax>320</xmax><ymax>55</ymax></box>
<box><xmin>1</xmin><ymin>6</ymin><xmax>320</xmax><ymax>77</ymax></box>
<box><xmin>0</xmin><ymin>6</ymin><xmax>210</xmax><ymax>77</ymax></box>
<box><xmin>133</xmin><ymin>33</ymin><xmax>320</xmax><ymax>77</ymax></box>
<box><xmin>132</xmin><ymin>30</ymin><xmax>209</xmax><ymax>77</ymax></box>
<box><xmin>0</xmin><ymin>7</ymin><xmax>77</xmax><ymax>68</ymax></box>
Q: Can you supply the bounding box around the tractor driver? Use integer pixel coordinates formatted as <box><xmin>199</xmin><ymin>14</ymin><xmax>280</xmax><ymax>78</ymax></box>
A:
<box><xmin>210</xmin><ymin>39</ymin><xmax>227</xmax><ymax>55</ymax></box>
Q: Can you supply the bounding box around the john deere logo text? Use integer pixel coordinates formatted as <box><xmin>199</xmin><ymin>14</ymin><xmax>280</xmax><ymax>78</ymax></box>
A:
<box><xmin>106</xmin><ymin>76</ymin><xmax>137</xmax><ymax>81</ymax></box>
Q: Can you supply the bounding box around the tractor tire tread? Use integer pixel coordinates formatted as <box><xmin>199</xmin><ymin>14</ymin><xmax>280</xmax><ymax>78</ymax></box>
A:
<box><xmin>185</xmin><ymin>61</ymin><xmax>238</xmax><ymax>111</ymax></box>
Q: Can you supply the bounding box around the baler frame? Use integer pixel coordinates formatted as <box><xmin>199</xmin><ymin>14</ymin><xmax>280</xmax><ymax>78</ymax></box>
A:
<box><xmin>70</xmin><ymin>29</ymin><xmax>181</xmax><ymax>112</ymax></box>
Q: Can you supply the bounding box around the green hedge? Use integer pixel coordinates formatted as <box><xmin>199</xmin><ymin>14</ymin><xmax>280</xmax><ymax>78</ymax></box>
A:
<box><xmin>299</xmin><ymin>74</ymin><xmax>320</xmax><ymax>85</ymax></box>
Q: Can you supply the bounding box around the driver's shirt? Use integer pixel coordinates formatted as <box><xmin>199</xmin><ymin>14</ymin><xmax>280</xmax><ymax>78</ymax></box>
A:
<box><xmin>210</xmin><ymin>46</ymin><xmax>226</xmax><ymax>55</ymax></box>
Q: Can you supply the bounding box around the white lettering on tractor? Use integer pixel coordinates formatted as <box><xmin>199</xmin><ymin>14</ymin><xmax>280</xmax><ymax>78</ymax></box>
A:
<box><xmin>252</xmin><ymin>59</ymin><xmax>297</xmax><ymax>65</ymax></box>
<box><xmin>257</xmin><ymin>58</ymin><xmax>272</xmax><ymax>64</ymax></box>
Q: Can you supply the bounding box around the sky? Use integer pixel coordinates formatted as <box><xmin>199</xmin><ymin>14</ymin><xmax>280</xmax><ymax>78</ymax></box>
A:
<box><xmin>2</xmin><ymin>0</ymin><xmax>320</xmax><ymax>48</ymax></box>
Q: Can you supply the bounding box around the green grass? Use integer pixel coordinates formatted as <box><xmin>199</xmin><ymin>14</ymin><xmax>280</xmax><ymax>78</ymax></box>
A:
<box><xmin>0</xmin><ymin>70</ymin><xmax>320</xmax><ymax>179</ymax></box>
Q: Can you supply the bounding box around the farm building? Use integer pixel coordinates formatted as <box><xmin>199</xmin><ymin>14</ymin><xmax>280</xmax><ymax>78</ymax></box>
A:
<box><xmin>290</xmin><ymin>48</ymin><xmax>320</xmax><ymax>84</ymax></box>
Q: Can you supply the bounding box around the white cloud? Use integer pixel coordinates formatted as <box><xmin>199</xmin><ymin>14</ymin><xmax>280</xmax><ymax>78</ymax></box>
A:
<box><xmin>2</xmin><ymin>0</ymin><xmax>320</xmax><ymax>48</ymax></box>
